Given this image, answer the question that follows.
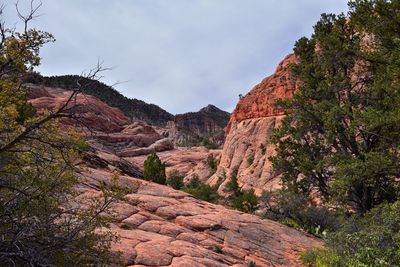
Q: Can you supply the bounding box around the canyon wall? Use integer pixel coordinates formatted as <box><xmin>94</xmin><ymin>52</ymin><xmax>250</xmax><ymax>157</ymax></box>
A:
<box><xmin>209</xmin><ymin>54</ymin><xmax>298</xmax><ymax>195</ymax></box>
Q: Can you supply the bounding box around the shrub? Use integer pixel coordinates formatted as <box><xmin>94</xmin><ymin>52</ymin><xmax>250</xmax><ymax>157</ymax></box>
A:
<box><xmin>167</xmin><ymin>170</ymin><xmax>184</xmax><ymax>190</ymax></box>
<box><xmin>302</xmin><ymin>201</ymin><xmax>400</xmax><ymax>266</ymax></box>
<box><xmin>261</xmin><ymin>190</ymin><xmax>340</xmax><ymax>236</ymax></box>
<box><xmin>143</xmin><ymin>152</ymin><xmax>166</xmax><ymax>185</ymax></box>
<box><xmin>186</xmin><ymin>174</ymin><xmax>201</xmax><ymax>188</ymax></box>
<box><xmin>226</xmin><ymin>173</ymin><xmax>240</xmax><ymax>196</ymax></box>
<box><xmin>232</xmin><ymin>189</ymin><xmax>259</xmax><ymax>213</ymax></box>
<box><xmin>184</xmin><ymin>175</ymin><xmax>221</xmax><ymax>203</ymax></box>
<box><xmin>247</xmin><ymin>154</ymin><xmax>254</xmax><ymax>166</ymax></box>
<box><xmin>206</xmin><ymin>154</ymin><xmax>218</xmax><ymax>174</ymax></box>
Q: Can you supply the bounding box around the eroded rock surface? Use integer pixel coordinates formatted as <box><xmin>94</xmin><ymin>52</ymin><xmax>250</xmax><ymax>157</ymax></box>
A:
<box><xmin>80</xmin><ymin>168</ymin><xmax>322</xmax><ymax>267</ymax></box>
<box><xmin>207</xmin><ymin>54</ymin><xmax>298</xmax><ymax>194</ymax></box>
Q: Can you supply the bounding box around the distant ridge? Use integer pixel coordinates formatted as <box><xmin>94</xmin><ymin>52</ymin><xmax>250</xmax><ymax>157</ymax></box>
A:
<box><xmin>26</xmin><ymin>73</ymin><xmax>230</xmax><ymax>147</ymax></box>
<box><xmin>34</xmin><ymin>74</ymin><xmax>174</xmax><ymax>126</ymax></box>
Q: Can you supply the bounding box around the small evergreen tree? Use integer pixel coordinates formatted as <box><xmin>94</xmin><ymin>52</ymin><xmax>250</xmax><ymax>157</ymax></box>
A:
<box><xmin>167</xmin><ymin>170</ymin><xmax>184</xmax><ymax>189</ymax></box>
<box><xmin>270</xmin><ymin>1</ymin><xmax>400</xmax><ymax>213</ymax></box>
<box><xmin>143</xmin><ymin>152</ymin><xmax>166</xmax><ymax>185</ymax></box>
<box><xmin>232</xmin><ymin>189</ymin><xmax>259</xmax><ymax>213</ymax></box>
<box><xmin>0</xmin><ymin>3</ymin><xmax>127</xmax><ymax>265</ymax></box>
<box><xmin>226</xmin><ymin>174</ymin><xmax>240</xmax><ymax>196</ymax></box>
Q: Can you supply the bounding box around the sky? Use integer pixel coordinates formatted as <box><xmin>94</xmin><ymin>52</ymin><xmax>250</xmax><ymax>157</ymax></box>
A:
<box><xmin>4</xmin><ymin>0</ymin><xmax>349</xmax><ymax>114</ymax></box>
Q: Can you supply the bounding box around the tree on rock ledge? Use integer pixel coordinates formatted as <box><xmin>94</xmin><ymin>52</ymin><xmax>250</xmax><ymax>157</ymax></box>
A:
<box><xmin>0</xmin><ymin>2</ymin><xmax>125</xmax><ymax>266</ymax></box>
<box><xmin>271</xmin><ymin>0</ymin><xmax>400</xmax><ymax>214</ymax></box>
<box><xmin>144</xmin><ymin>152</ymin><xmax>167</xmax><ymax>185</ymax></box>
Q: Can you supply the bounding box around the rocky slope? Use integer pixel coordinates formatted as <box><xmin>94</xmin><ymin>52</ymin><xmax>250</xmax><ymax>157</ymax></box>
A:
<box><xmin>167</xmin><ymin>104</ymin><xmax>230</xmax><ymax>147</ymax></box>
<box><xmin>205</xmin><ymin>54</ymin><xmax>298</xmax><ymax>195</ymax></box>
<box><xmin>81</xmin><ymin>167</ymin><xmax>322</xmax><ymax>267</ymax></box>
<box><xmin>27</xmin><ymin>82</ymin><xmax>324</xmax><ymax>266</ymax></box>
<box><xmin>28</xmin><ymin>74</ymin><xmax>229</xmax><ymax>146</ymax></box>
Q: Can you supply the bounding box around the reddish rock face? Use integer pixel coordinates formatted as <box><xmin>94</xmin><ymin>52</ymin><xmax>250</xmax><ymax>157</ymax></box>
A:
<box><xmin>80</xmin><ymin>168</ymin><xmax>323</xmax><ymax>267</ymax></box>
<box><xmin>200</xmin><ymin>54</ymin><xmax>299</xmax><ymax>195</ymax></box>
<box><xmin>28</xmin><ymin>86</ymin><xmax>130</xmax><ymax>132</ymax></box>
<box><xmin>226</xmin><ymin>54</ymin><xmax>297</xmax><ymax>135</ymax></box>
<box><xmin>26</xmin><ymin>81</ymin><xmax>324</xmax><ymax>266</ymax></box>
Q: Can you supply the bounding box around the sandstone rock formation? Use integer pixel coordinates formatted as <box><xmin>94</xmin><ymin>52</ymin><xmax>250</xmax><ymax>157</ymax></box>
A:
<box><xmin>32</xmin><ymin>76</ymin><xmax>230</xmax><ymax>147</ymax></box>
<box><xmin>172</xmin><ymin>104</ymin><xmax>230</xmax><ymax>147</ymax></box>
<box><xmin>127</xmin><ymin>146</ymin><xmax>221</xmax><ymax>177</ymax></box>
<box><xmin>27</xmin><ymin>81</ymin><xmax>324</xmax><ymax>266</ymax></box>
<box><xmin>206</xmin><ymin>54</ymin><xmax>298</xmax><ymax>195</ymax></box>
<box><xmin>80</xmin><ymin>167</ymin><xmax>322</xmax><ymax>267</ymax></box>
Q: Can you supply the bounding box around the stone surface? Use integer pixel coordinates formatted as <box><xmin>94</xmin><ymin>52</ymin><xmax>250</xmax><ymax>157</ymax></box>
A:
<box><xmin>127</xmin><ymin>147</ymin><xmax>221</xmax><ymax>177</ymax></box>
<box><xmin>29</xmin><ymin>86</ymin><xmax>130</xmax><ymax>132</ymax></box>
<box><xmin>205</xmin><ymin>54</ymin><xmax>299</xmax><ymax>194</ymax></box>
<box><xmin>81</xmin><ymin>168</ymin><xmax>323</xmax><ymax>267</ymax></box>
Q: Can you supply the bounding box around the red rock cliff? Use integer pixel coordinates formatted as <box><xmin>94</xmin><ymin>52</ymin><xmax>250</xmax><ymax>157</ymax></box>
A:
<box><xmin>226</xmin><ymin>54</ymin><xmax>297</xmax><ymax>134</ymax></box>
<box><xmin>204</xmin><ymin>54</ymin><xmax>299</xmax><ymax>195</ymax></box>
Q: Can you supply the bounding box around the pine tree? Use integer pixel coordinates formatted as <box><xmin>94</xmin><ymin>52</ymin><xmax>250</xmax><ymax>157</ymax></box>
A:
<box><xmin>143</xmin><ymin>152</ymin><xmax>167</xmax><ymax>185</ymax></box>
<box><xmin>270</xmin><ymin>0</ymin><xmax>400</xmax><ymax>213</ymax></box>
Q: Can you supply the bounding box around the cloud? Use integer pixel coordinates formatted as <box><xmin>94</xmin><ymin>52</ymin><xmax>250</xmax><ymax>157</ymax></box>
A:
<box><xmin>4</xmin><ymin>0</ymin><xmax>348</xmax><ymax>114</ymax></box>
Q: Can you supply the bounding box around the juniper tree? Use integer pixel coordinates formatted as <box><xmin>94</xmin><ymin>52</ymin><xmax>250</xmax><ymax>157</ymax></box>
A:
<box><xmin>0</xmin><ymin>2</ymin><xmax>126</xmax><ymax>265</ymax></box>
<box><xmin>270</xmin><ymin>0</ymin><xmax>400</xmax><ymax>213</ymax></box>
<box><xmin>143</xmin><ymin>152</ymin><xmax>166</xmax><ymax>185</ymax></box>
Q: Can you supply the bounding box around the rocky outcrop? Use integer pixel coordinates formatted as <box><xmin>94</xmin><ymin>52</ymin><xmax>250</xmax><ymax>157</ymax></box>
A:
<box><xmin>207</xmin><ymin>54</ymin><xmax>298</xmax><ymax>195</ymax></box>
<box><xmin>27</xmin><ymin>81</ymin><xmax>325</xmax><ymax>266</ymax></box>
<box><xmin>29</xmin><ymin>85</ymin><xmax>130</xmax><ymax>132</ymax></box>
<box><xmin>80</xmin><ymin>167</ymin><xmax>323</xmax><ymax>266</ymax></box>
<box><xmin>171</xmin><ymin>105</ymin><xmax>230</xmax><ymax>147</ymax></box>
<box><xmin>127</xmin><ymin>147</ymin><xmax>221</xmax><ymax>176</ymax></box>
<box><xmin>31</xmin><ymin>75</ymin><xmax>230</xmax><ymax>145</ymax></box>
<box><xmin>27</xmin><ymin>85</ymin><xmax>174</xmax><ymax>173</ymax></box>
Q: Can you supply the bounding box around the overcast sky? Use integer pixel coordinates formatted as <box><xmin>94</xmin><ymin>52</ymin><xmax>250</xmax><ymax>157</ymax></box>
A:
<box><xmin>4</xmin><ymin>0</ymin><xmax>349</xmax><ymax>114</ymax></box>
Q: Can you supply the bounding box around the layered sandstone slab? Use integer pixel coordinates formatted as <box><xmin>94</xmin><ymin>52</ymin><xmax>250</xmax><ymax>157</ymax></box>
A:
<box><xmin>127</xmin><ymin>147</ymin><xmax>221</xmax><ymax>176</ymax></box>
<box><xmin>207</xmin><ymin>54</ymin><xmax>298</xmax><ymax>194</ymax></box>
<box><xmin>80</xmin><ymin>168</ymin><xmax>322</xmax><ymax>267</ymax></box>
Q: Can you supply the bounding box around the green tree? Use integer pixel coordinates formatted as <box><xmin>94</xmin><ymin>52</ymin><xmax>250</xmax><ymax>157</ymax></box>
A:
<box><xmin>183</xmin><ymin>175</ymin><xmax>221</xmax><ymax>203</ymax></box>
<box><xmin>232</xmin><ymin>189</ymin><xmax>259</xmax><ymax>213</ymax></box>
<box><xmin>143</xmin><ymin>152</ymin><xmax>166</xmax><ymax>185</ymax></box>
<box><xmin>302</xmin><ymin>201</ymin><xmax>400</xmax><ymax>266</ymax></box>
<box><xmin>270</xmin><ymin>1</ymin><xmax>400</xmax><ymax>213</ymax></box>
<box><xmin>167</xmin><ymin>170</ymin><xmax>184</xmax><ymax>189</ymax></box>
<box><xmin>0</xmin><ymin>2</ymin><xmax>126</xmax><ymax>266</ymax></box>
<box><xmin>226</xmin><ymin>173</ymin><xmax>240</xmax><ymax>196</ymax></box>
<box><xmin>206</xmin><ymin>153</ymin><xmax>218</xmax><ymax>175</ymax></box>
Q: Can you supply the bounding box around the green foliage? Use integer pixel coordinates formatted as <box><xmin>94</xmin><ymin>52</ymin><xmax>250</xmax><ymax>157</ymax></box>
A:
<box><xmin>226</xmin><ymin>173</ymin><xmax>240</xmax><ymax>196</ymax></box>
<box><xmin>232</xmin><ymin>189</ymin><xmax>259</xmax><ymax>213</ymax></box>
<box><xmin>206</xmin><ymin>153</ymin><xmax>218</xmax><ymax>175</ymax></box>
<box><xmin>302</xmin><ymin>201</ymin><xmax>400</xmax><ymax>267</ymax></box>
<box><xmin>261</xmin><ymin>190</ymin><xmax>340</xmax><ymax>237</ymax></box>
<box><xmin>270</xmin><ymin>0</ymin><xmax>400</xmax><ymax>213</ymax></box>
<box><xmin>183</xmin><ymin>175</ymin><xmax>221</xmax><ymax>203</ymax></box>
<box><xmin>0</xmin><ymin>5</ymin><xmax>125</xmax><ymax>265</ymax></box>
<box><xmin>167</xmin><ymin>170</ymin><xmax>184</xmax><ymax>190</ymax></box>
<box><xmin>247</xmin><ymin>154</ymin><xmax>254</xmax><ymax>166</ymax></box>
<box><xmin>143</xmin><ymin>152</ymin><xmax>166</xmax><ymax>185</ymax></box>
<box><xmin>41</xmin><ymin>75</ymin><xmax>174</xmax><ymax>126</ymax></box>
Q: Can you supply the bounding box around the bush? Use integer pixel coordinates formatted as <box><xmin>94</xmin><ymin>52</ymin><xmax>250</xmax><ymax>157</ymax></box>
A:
<box><xmin>186</xmin><ymin>174</ymin><xmax>201</xmax><ymax>188</ymax></box>
<box><xmin>184</xmin><ymin>175</ymin><xmax>221</xmax><ymax>203</ymax></box>
<box><xmin>303</xmin><ymin>201</ymin><xmax>400</xmax><ymax>267</ymax></box>
<box><xmin>143</xmin><ymin>152</ymin><xmax>166</xmax><ymax>185</ymax></box>
<box><xmin>232</xmin><ymin>189</ymin><xmax>259</xmax><ymax>213</ymax></box>
<box><xmin>167</xmin><ymin>170</ymin><xmax>184</xmax><ymax>189</ymax></box>
<box><xmin>261</xmin><ymin>190</ymin><xmax>340</xmax><ymax>236</ymax></box>
<box><xmin>226</xmin><ymin>173</ymin><xmax>240</xmax><ymax>196</ymax></box>
<box><xmin>247</xmin><ymin>154</ymin><xmax>254</xmax><ymax>166</ymax></box>
<box><xmin>206</xmin><ymin>154</ymin><xmax>218</xmax><ymax>174</ymax></box>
